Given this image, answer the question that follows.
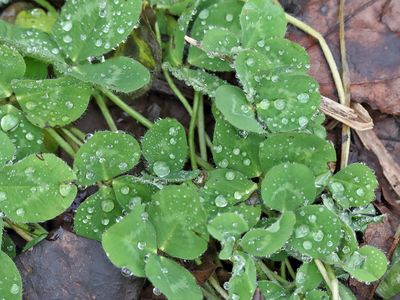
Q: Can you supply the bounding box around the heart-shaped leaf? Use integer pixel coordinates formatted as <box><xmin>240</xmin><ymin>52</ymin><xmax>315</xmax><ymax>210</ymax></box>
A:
<box><xmin>74</xmin><ymin>186</ymin><xmax>123</xmax><ymax>241</ymax></box>
<box><xmin>0</xmin><ymin>44</ymin><xmax>25</xmax><ymax>98</ymax></box>
<box><xmin>295</xmin><ymin>262</ymin><xmax>323</xmax><ymax>292</ymax></box>
<box><xmin>261</xmin><ymin>163</ymin><xmax>316</xmax><ymax>211</ymax></box>
<box><xmin>207</xmin><ymin>212</ymin><xmax>249</xmax><ymax>240</ymax></box>
<box><xmin>0</xmin><ymin>131</ymin><xmax>15</xmax><ymax>167</ymax></box>
<box><xmin>102</xmin><ymin>204</ymin><xmax>157</xmax><ymax>277</ymax></box>
<box><xmin>12</xmin><ymin>77</ymin><xmax>92</xmax><ymax>128</ymax></box>
<box><xmin>145</xmin><ymin>254</ymin><xmax>203</xmax><ymax>300</ymax></box>
<box><xmin>202</xmin><ymin>28</ymin><xmax>240</xmax><ymax>56</ymax></box>
<box><xmin>142</xmin><ymin>118</ymin><xmax>188</xmax><ymax>176</ymax></box>
<box><xmin>0</xmin><ymin>153</ymin><xmax>76</xmax><ymax>223</ymax></box>
<box><xmin>240</xmin><ymin>211</ymin><xmax>296</xmax><ymax>256</ymax></box>
<box><xmin>0</xmin><ymin>251</ymin><xmax>22</xmax><ymax>299</ymax></box>
<box><xmin>74</xmin><ymin>131</ymin><xmax>141</xmax><ymax>186</ymax></box>
<box><xmin>228</xmin><ymin>252</ymin><xmax>257</xmax><ymax>300</ymax></box>
<box><xmin>52</xmin><ymin>0</ymin><xmax>143</xmax><ymax>62</ymax></box>
<box><xmin>148</xmin><ymin>184</ymin><xmax>208</xmax><ymax>259</ymax></box>
<box><xmin>328</xmin><ymin>163</ymin><xmax>378</xmax><ymax>208</ymax></box>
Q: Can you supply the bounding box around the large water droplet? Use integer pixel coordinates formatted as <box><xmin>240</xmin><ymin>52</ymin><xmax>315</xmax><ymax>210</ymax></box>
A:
<box><xmin>101</xmin><ymin>200</ymin><xmax>115</xmax><ymax>212</ymax></box>
<box><xmin>10</xmin><ymin>283</ymin><xmax>19</xmax><ymax>295</ymax></box>
<box><xmin>215</xmin><ymin>195</ymin><xmax>227</xmax><ymax>207</ymax></box>
<box><xmin>59</xmin><ymin>183</ymin><xmax>72</xmax><ymax>197</ymax></box>
<box><xmin>0</xmin><ymin>191</ymin><xmax>7</xmax><ymax>202</ymax></box>
<box><xmin>153</xmin><ymin>161</ymin><xmax>170</xmax><ymax>178</ymax></box>
<box><xmin>0</xmin><ymin>114</ymin><xmax>19</xmax><ymax>132</ymax></box>
<box><xmin>16</xmin><ymin>207</ymin><xmax>25</xmax><ymax>216</ymax></box>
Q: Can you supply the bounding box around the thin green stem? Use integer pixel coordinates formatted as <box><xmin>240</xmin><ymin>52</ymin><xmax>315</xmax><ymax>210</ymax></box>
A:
<box><xmin>280</xmin><ymin>261</ymin><xmax>286</xmax><ymax>279</ymax></box>
<box><xmin>315</xmin><ymin>259</ymin><xmax>336</xmax><ymax>298</ymax></box>
<box><xmin>208</xmin><ymin>276</ymin><xmax>229</xmax><ymax>300</ymax></box>
<box><xmin>257</xmin><ymin>260</ymin><xmax>290</xmax><ymax>286</ymax></box>
<box><xmin>201</xmin><ymin>287</ymin><xmax>219</xmax><ymax>300</ymax></box>
<box><xmin>326</xmin><ymin>264</ymin><xmax>340</xmax><ymax>300</ymax></box>
<box><xmin>70</xmin><ymin>127</ymin><xmax>86</xmax><ymax>141</ymax></box>
<box><xmin>34</xmin><ymin>0</ymin><xmax>58</xmax><ymax>16</ymax></box>
<box><xmin>94</xmin><ymin>93</ymin><xmax>118</xmax><ymax>132</ymax></box>
<box><xmin>61</xmin><ymin>128</ymin><xmax>83</xmax><ymax>146</ymax></box>
<box><xmin>4</xmin><ymin>219</ymin><xmax>33</xmax><ymax>242</ymax></box>
<box><xmin>46</xmin><ymin>128</ymin><xmax>76</xmax><ymax>158</ymax></box>
<box><xmin>196</xmin><ymin>156</ymin><xmax>213</xmax><ymax>171</ymax></box>
<box><xmin>285</xmin><ymin>258</ymin><xmax>296</xmax><ymax>280</ymax></box>
<box><xmin>100</xmin><ymin>88</ymin><xmax>153</xmax><ymax>129</ymax></box>
<box><xmin>197</xmin><ymin>95</ymin><xmax>208</xmax><ymax>161</ymax></box>
<box><xmin>163</xmin><ymin>68</ymin><xmax>194</xmax><ymax>115</ymax></box>
<box><xmin>189</xmin><ymin>92</ymin><xmax>201</xmax><ymax>169</ymax></box>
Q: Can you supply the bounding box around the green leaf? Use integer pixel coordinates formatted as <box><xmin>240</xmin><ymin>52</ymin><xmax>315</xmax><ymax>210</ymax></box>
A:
<box><xmin>74</xmin><ymin>187</ymin><xmax>123</xmax><ymax>241</ymax></box>
<box><xmin>0</xmin><ymin>153</ymin><xmax>77</xmax><ymax>223</ymax></box>
<box><xmin>228</xmin><ymin>252</ymin><xmax>257</xmax><ymax>300</ymax></box>
<box><xmin>112</xmin><ymin>175</ymin><xmax>158</xmax><ymax>210</ymax></box>
<box><xmin>202</xmin><ymin>28</ymin><xmax>240</xmax><ymax>56</ymax></box>
<box><xmin>207</xmin><ymin>212</ymin><xmax>248</xmax><ymax>240</ymax></box>
<box><xmin>142</xmin><ymin>118</ymin><xmax>188</xmax><ymax>176</ymax></box>
<box><xmin>0</xmin><ymin>251</ymin><xmax>22</xmax><ymax>299</ymax></box>
<box><xmin>164</xmin><ymin>63</ymin><xmax>228</xmax><ymax>98</ymax></box>
<box><xmin>289</xmin><ymin>205</ymin><xmax>342</xmax><ymax>259</ymax></box>
<box><xmin>0</xmin><ymin>19</ymin><xmax>66</xmax><ymax>67</ymax></box>
<box><xmin>212</xmin><ymin>110</ymin><xmax>263</xmax><ymax>178</ymax></box>
<box><xmin>67</xmin><ymin>57</ymin><xmax>150</xmax><ymax>93</ymax></box>
<box><xmin>240</xmin><ymin>211</ymin><xmax>296</xmax><ymax>257</ymax></box>
<box><xmin>12</xmin><ymin>77</ymin><xmax>92</xmax><ymax>128</ymax></box>
<box><xmin>145</xmin><ymin>254</ymin><xmax>203</xmax><ymax>300</ymax></box>
<box><xmin>259</xmin><ymin>132</ymin><xmax>336</xmax><ymax>178</ymax></box>
<box><xmin>258</xmin><ymin>280</ymin><xmax>288</xmax><ymax>299</ymax></box>
<box><xmin>0</xmin><ymin>131</ymin><xmax>15</xmax><ymax>167</ymax></box>
<box><xmin>239</xmin><ymin>0</ymin><xmax>286</xmax><ymax>47</ymax></box>
<box><xmin>148</xmin><ymin>184</ymin><xmax>208</xmax><ymax>259</ymax></box>
<box><xmin>338</xmin><ymin>282</ymin><xmax>357</xmax><ymax>300</ymax></box>
<box><xmin>338</xmin><ymin>221</ymin><xmax>358</xmax><ymax>259</ymax></box>
<box><xmin>261</xmin><ymin>163</ymin><xmax>316</xmax><ymax>211</ymax></box>
<box><xmin>52</xmin><ymin>0</ymin><xmax>142</xmax><ymax>62</ymax></box>
<box><xmin>328</xmin><ymin>163</ymin><xmax>378</xmax><ymax>208</ymax></box>
<box><xmin>74</xmin><ymin>131</ymin><xmax>141</xmax><ymax>186</ymax></box>
<box><xmin>343</xmin><ymin>245</ymin><xmax>387</xmax><ymax>283</ymax></box>
<box><xmin>0</xmin><ymin>104</ymin><xmax>45</xmax><ymax>160</ymax></box>
<box><xmin>295</xmin><ymin>262</ymin><xmax>322</xmax><ymax>292</ymax></box>
<box><xmin>304</xmin><ymin>290</ymin><xmax>329</xmax><ymax>300</ymax></box>
<box><xmin>15</xmin><ymin>8</ymin><xmax>57</xmax><ymax>34</ymax></box>
<box><xmin>23</xmin><ymin>57</ymin><xmax>48</xmax><ymax>80</ymax></box>
<box><xmin>0</xmin><ymin>44</ymin><xmax>25</xmax><ymax>98</ymax></box>
<box><xmin>1</xmin><ymin>233</ymin><xmax>16</xmax><ymax>259</ymax></box>
<box><xmin>188</xmin><ymin>0</ymin><xmax>243</xmax><ymax>71</ymax></box>
<box><xmin>377</xmin><ymin>258</ymin><xmax>400</xmax><ymax>299</ymax></box>
<box><xmin>102</xmin><ymin>204</ymin><xmax>157</xmax><ymax>277</ymax></box>
<box><xmin>215</xmin><ymin>85</ymin><xmax>266</xmax><ymax>134</ymax></box>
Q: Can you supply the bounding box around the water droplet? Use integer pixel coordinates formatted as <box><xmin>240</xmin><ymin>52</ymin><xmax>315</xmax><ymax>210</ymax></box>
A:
<box><xmin>168</xmin><ymin>127</ymin><xmax>178</xmax><ymax>136</ymax></box>
<box><xmin>120</xmin><ymin>186</ymin><xmax>130</xmax><ymax>195</ymax></box>
<box><xmin>16</xmin><ymin>208</ymin><xmax>25</xmax><ymax>216</ymax></box>
<box><xmin>117</xmin><ymin>26</ymin><xmax>125</xmax><ymax>34</ymax></box>
<box><xmin>25</xmin><ymin>101</ymin><xmax>37</xmax><ymax>110</ymax></box>
<box><xmin>153</xmin><ymin>287</ymin><xmax>162</xmax><ymax>296</ymax></box>
<box><xmin>137</xmin><ymin>241</ymin><xmax>146</xmax><ymax>250</ymax></box>
<box><xmin>246</xmin><ymin>58</ymin><xmax>255</xmax><ymax>66</ymax></box>
<box><xmin>295</xmin><ymin>225</ymin><xmax>309</xmax><ymax>238</ymax></box>
<box><xmin>25</xmin><ymin>132</ymin><xmax>34</xmax><ymax>141</ymax></box>
<box><xmin>274</xmin><ymin>99</ymin><xmax>285</xmax><ymax>110</ymax></box>
<box><xmin>10</xmin><ymin>283</ymin><xmax>19</xmax><ymax>295</ymax></box>
<box><xmin>199</xmin><ymin>9</ymin><xmax>209</xmax><ymax>19</ymax></box>
<box><xmin>153</xmin><ymin>161</ymin><xmax>170</xmax><ymax>178</ymax></box>
<box><xmin>225</xmin><ymin>171</ymin><xmax>235</xmax><ymax>181</ymax></box>
<box><xmin>298</xmin><ymin>116</ymin><xmax>309</xmax><ymax>127</ymax></box>
<box><xmin>259</xmin><ymin>99</ymin><xmax>270</xmax><ymax>110</ymax></box>
<box><xmin>101</xmin><ymin>218</ymin><xmax>110</xmax><ymax>225</ymax></box>
<box><xmin>356</xmin><ymin>188</ymin><xmax>365</xmax><ymax>196</ymax></box>
<box><xmin>303</xmin><ymin>241</ymin><xmax>312</xmax><ymax>250</ymax></box>
<box><xmin>297</xmin><ymin>93</ymin><xmax>310</xmax><ymax>103</ymax></box>
<box><xmin>63</xmin><ymin>35</ymin><xmax>72</xmax><ymax>43</ymax></box>
<box><xmin>312</xmin><ymin>230</ymin><xmax>324</xmax><ymax>242</ymax></box>
<box><xmin>59</xmin><ymin>183</ymin><xmax>72</xmax><ymax>197</ymax></box>
<box><xmin>0</xmin><ymin>191</ymin><xmax>7</xmax><ymax>202</ymax></box>
<box><xmin>65</xmin><ymin>101</ymin><xmax>74</xmax><ymax>109</ymax></box>
<box><xmin>0</xmin><ymin>114</ymin><xmax>19</xmax><ymax>132</ymax></box>
<box><xmin>215</xmin><ymin>195</ymin><xmax>227</xmax><ymax>207</ymax></box>
<box><xmin>101</xmin><ymin>200</ymin><xmax>115</xmax><ymax>212</ymax></box>
<box><xmin>62</xmin><ymin>21</ymin><xmax>72</xmax><ymax>31</ymax></box>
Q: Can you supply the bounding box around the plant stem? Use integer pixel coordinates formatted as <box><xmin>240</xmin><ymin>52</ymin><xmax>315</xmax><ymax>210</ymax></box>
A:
<box><xmin>197</xmin><ymin>95</ymin><xmax>208</xmax><ymax>161</ymax></box>
<box><xmin>70</xmin><ymin>127</ymin><xmax>86</xmax><ymax>141</ymax></box>
<box><xmin>100</xmin><ymin>88</ymin><xmax>153</xmax><ymax>129</ymax></box>
<box><xmin>201</xmin><ymin>287</ymin><xmax>219</xmax><ymax>300</ymax></box>
<box><xmin>163</xmin><ymin>68</ymin><xmax>194</xmax><ymax>115</ymax></box>
<box><xmin>189</xmin><ymin>92</ymin><xmax>201</xmax><ymax>169</ymax></box>
<box><xmin>280</xmin><ymin>261</ymin><xmax>286</xmax><ymax>279</ymax></box>
<box><xmin>94</xmin><ymin>93</ymin><xmax>118</xmax><ymax>132</ymax></box>
<box><xmin>61</xmin><ymin>128</ymin><xmax>83</xmax><ymax>146</ymax></box>
<box><xmin>4</xmin><ymin>219</ymin><xmax>34</xmax><ymax>242</ymax></box>
<box><xmin>257</xmin><ymin>260</ymin><xmax>290</xmax><ymax>286</ymax></box>
<box><xmin>46</xmin><ymin>128</ymin><xmax>76</xmax><ymax>158</ymax></box>
<box><xmin>285</xmin><ymin>258</ymin><xmax>296</xmax><ymax>280</ymax></box>
<box><xmin>34</xmin><ymin>0</ymin><xmax>58</xmax><ymax>16</ymax></box>
<box><xmin>196</xmin><ymin>156</ymin><xmax>213</xmax><ymax>171</ymax></box>
<box><xmin>208</xmin><ymin>276</ymin><xmax>229</xmax><ymax>300</ymax></box>
<box><xmin>315</xmin><ymin>259</ymin><xmax>341</xmax><ymax>300</ymax></box>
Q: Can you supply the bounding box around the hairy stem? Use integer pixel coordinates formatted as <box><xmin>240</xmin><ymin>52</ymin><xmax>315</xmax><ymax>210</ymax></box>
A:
<box><xmin>189</xmin><ymin>92</ymin><xmax>201</xmax><ymax>169</ymax></box>
<box><xmin>46</xmin><ymin>128</ymin><xmax>76</xmax><ymax>158</ymax></box>
<box><xmin>94</xmin><ymin>93</ymin><xmax>118</xmax><ymax>132</ymax></box>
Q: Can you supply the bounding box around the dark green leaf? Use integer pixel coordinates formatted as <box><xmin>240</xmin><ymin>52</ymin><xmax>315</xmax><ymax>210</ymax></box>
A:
<box><xmin>202</xmin><ymin>27</ymin><xmax>240</xmax><ymax>56</ymax></box>
<box><xmin>207</xmin><ymin>212</ymin><xmax>248</xmax><ymax>240</ymax></box>
<box><xmin>0</xmin><ymin>44</ymin><xmax>25</xmax><ymax>98</ymax></box>
<box><xmin>0</xmin><ymin>251</ymin><xmax>22</xmax><ymax>299</ymax></box>
<box><xmin>1</xmin><ymin>233</ymin><xmax>16</xmax><ymax>258</ymax></box>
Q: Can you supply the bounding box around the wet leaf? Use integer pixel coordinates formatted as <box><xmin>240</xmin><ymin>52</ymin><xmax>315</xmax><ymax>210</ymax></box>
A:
<box><xmin>0</xmin><ymin>153</ymin><xmax>77</xmax><ymax>223</ymax></box>
<box><xmin>228</xmin><ymin>252</ymin><xmax>257</xmax><ymax>300</ymax></box>
<box><xmin>23</xmin><ymin>57</ymin><xmax>48</xmax><ymax>80</ymax></box>
<box><xmin>258</xmin><ymin>280</ymin><xmax>288</xmax><ymax>299</ymax></box>
<box><xmin>15</xmin><ymin>8</ymin><xmax>56</xmax><ymax>34</ymax></box>
<box><xmin>202</xmin><ymin>27</ymin><xmax>240</xmax><ymax>56</ymax></box>
<box><xmin>377</xmin><ymin>257</ymin><xmax>400</xmax><ymax>299</ymax></box>
<box><xmin>207</xmin><ymin>212</ymin><xmax>249</xmax><ymax>240</ymax></box>
<box><xmin>1</xmin><ymin>233</ymin><xmax>16</xmax><ymax>259</ymax></box>
<box><xmin>0</xmin><ymin>44</ymin><xmax>25</xmax><ymax>98</ymax></box>
<box><xmin>295</xmin><ymin>262</ymin><xmax>322</xmax><ymax>292</ymax></box>
<box><xmin>0</xmin><ymin>251</ymin><xmax>22</xmax><ymax>299</ymax></box>
<box><xmin>74</xmin><ymin>131</ymin><xmax>141</xmax><ymax>186</ymax></box>
<box><xmin>304</xmin><ymin>290</ymin><xmax>329</xmax><ymax>300</ymax></box>
<box><xmin>0</xmin><ymin>131</ymin><xmax>15</xmax><ymax>167</ymax></box>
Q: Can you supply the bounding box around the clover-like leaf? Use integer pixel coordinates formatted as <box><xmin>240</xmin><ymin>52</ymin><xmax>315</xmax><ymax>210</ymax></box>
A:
<box><xmin>0</xmin><ymin>153</ymin><xmax>76</xmax><ymax>223</ymax></box>
<box><xmin>102</xmin><ymin>204</ymin><xmax>157</xmax><ymax>277</ymax></box>
<box><xmin>228</xmin><ymin>252</ymin><xmax>257</xmax><ymax>300</ymax></box>
<box><xmin>215</xmin><ymin>85</ymin><xmax>266</xmax><ymax>134</ymax></box>
<box><xmin>0</xmin><ymin>131</ymin><xmax>15</xmax><ymax>167</ymax></box>
<box><xmin>0</xmin><ymin>251</ymin><xmax>22</xmax><ymax>299</ymax></box>
<box><xmin>338</xmin><ymin>221</ymin><xmax>358</xmax><ymax>259</ymax></box>
<box><xmin>52</xmin><ymin>0</ymin><xmax>142</xmax><ymax>62</ymax></box>
<box><xmin>240</xmin><ymin>0</ymin><xmax>286</xmax><ymax>47</ymax></box>
<box><xmin>74</xmin><ymin>187</ymin><xmax>123</xmax><ymax>241</ymax></box>
<box><xmin>288</xmin><ymin>205</ymin><xmax>342</xmax><ymax>259</ymax></box>
<box><xmin>142</xmin><ymin>118</ymin><xmax>188</xmax><ymax>177</ymax></box>
<box><xmin>12</xmin><ymin>77</ymin><xmax>92</xmax><ymax>128</ymax></box>
<box><xmin>295</xmin><ymin>262</ymin><xmax>323</xmax><ymax>292</ymax></box>
<box><xmin>145</xmin><ymin>254</ymin><xmax>203</xmax><ymax>300</ymax></box>
<box><xmin>148</xmin><ymin>184</ymin><xmax>208</xmax><ymax>259</ymax></box>
<box><xmin>343</xmin><ymin>245</ymin><xmax>387</xmax><ymax>283</ymax></box>
<box><xmin>202</xmin><ymin>28</ymin><xmax>240</xmax><ymax>56</ymax></box>
<box><xmin>1</xmin><ymin>233</ymin><xmax>16</xmax><ymax>259</ymax></box>
<box><xmin>339</xmin><ymin>283</ymin><xmax>357</xmax><ymax>300</ymax></box>
<box><xmin>15</xmin><ymin>8</ymin><xmax>57</xmax><ymax>34</ymax></box>
<box><xmin>23</xmin><ymin>57</ymin><xmax>48</xmax><ymax>80</ymax></box>
<box><xmin>259</xmin><ymin>132</ymin><xmax>336</xmax><ymax>178</ymax></box>
<box><xmin>112</xmin><ymin>175</ymin><xmax>158</xmax><ymax>210</ymax></box>
<box><xmin>208</xmin><ymin>212</ymin><xmax>249</xmax><ymax>240</ymax></box>
<box><xmin>305</xmin><ymin>290</ymin><xmax>329</xmax><ymax>300</ymax></box>
<box><xmin>74</xmin><ymin>131</ymin><xmax>141</xmax><ymax>186</ymax></box>
<box><xmin>0</xmin><ymin>44</ymin><xmax>25</xmax><ymax>98</ymax></box>
<box><xmin>240</xmin><ymin>211</ymin><xmax>296</xmax><ymax>257</ymax></box>
<box><xmin>261</xmin><ymin>163</ymin><xmax>316</xmax><ymax>211</ymax></box>
<box><xmin>188</xmin><ymin>0</ymin><xmax>243</xmax><ymax>71</ymax></box>
<box><xmin>328</xmin><ymin>163</ymin><xmax>378</xmax><ymax>208</ymax></box>
<box><xmin>377</xmin><ymin>258</ymin><xmax>400</xmax><ymax>299</ymax></box>
<box><xmin>258</xmin><ymin>280</ymin><xmax>289</xmax><ymax>300</ymax></box>
<box><xmin>67</xmin><ymin>57</ymin><xmax>150</xmax><ymax>93</ymax></box>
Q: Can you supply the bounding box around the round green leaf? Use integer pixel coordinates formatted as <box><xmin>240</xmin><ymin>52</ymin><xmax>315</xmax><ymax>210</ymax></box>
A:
<box><xmin>0</xmin><ymin>44</ymin><xmax>25</xmax><ymax>98</ymax></box>
<box><xmin>207</xmin><ymin>212</ymin><xmax>249</xmax><ymax>241</ymax></box>
<box><xmin>328</xmin><ymin>163</ymin><xmax>378</xmax><ymax>208</ymax></box>
<box><xmin>240</xmin><ymin>0</ymin><xmax>286</xmax><ymax>47</ymax></box>
<box><xmin>74</xmin><ymin>187</ymin><xmax>123</xmax><ymax>241</ymax></box>
<box><xmin>142</xmin><ymin>118</ymin><xmax>188</xmax><ymax>176</ymax></box>
<box><xmin>102</xmin><ymin>204</ymin><xmax>157</xmax><ymax>277</ymax></box>
<box><xmin>259</xmin><ymin>132</ymin><xmax>336</xmax><ymax>178</ymax></box>
<box><xmin>215</xmin><ymin>85</ymin><xmax>266</xmax><ymax>134</ymax></box>
<box><xmin>67</xmin><ymin>57</ymin><xmax>150</xmax><ymax>93</ymax></box>
<box><xmin>52</xmin><ymin>0</ymin><xmax>143</xmax><ymax>62</ymax></box>
<box><xmin>0</xmin><ymin>153</ymin><xmax>76</xmax><ymax>223</ymax></box>
<box><xmin>0</xmin><ymin>104</ymin><xmax>45</xmax><ymax>160</ymax></box>
<box><xmin>258</xmin><ymin>280</ymin><xmax>288</xmax><ymax>300</ymax></box>
<box><xmin>74</xmin><ymin>131</ymin><xmax>141</xmax><ymax>186</ymax></box>
<box><xmin>202</xmin><ymin>27</ymin><xmax>240</xmax><ymax>56</ymax></box>
<box><xmin>148</xmin><ymin>184</ymin><xmax>208</xmax><ymax>259</ymax></box>
<box><xmin>145</xmin><ymin>254</ymin><xmax>202</xmax><ymax>300</ymax></box>
<box><xmin>261</xmin><ymin>163</ymin><xmax>317</xmax><ymax>211</ymax></box>
<box><xmin>295</xmin><ymin>262</ymin><xmax>323</xmax><ymax>292</ymax></box>
<box><xmin>228</xmin><ymin>252</ymin><xmax>257</xmax><ymax>300</ymax></box>
<box><xmin>0</xmin><ymin>251</ymin><xmax>22</xmax><ymax>299</ymax></box>
<box><xmin>240</xmin><ymin>211</ymin><xmax>296</xmax><ymax>257</ymax></box>
<box><xmin>344</xmin><ymin>245</ymin><xmax>387</xmax><ymax>283</ymax></box>
<box><xmin>289</xmin><ymin>205</ymin><xmax>342</xmax><ymax>259</ymax></box>
<box><xmin>12</xmin><ymin>77</ymin><xmax>92</xmax><ymax>128</ymax></box>
<box><xmin>0</xmin><ymin>131</ymin><xmax>15</xmax><ymax>167</ymax></box>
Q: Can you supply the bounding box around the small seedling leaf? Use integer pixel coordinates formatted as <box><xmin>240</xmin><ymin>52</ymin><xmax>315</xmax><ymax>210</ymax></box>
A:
<box><xmin>0</xmin><ymin>44</ymin><xmax>25</xmax><ymax>98</ymax></box>
<box><xmin>0</xmin><ymin>251</ymin><xmax>22</xmax><ymax>299</ymax></box>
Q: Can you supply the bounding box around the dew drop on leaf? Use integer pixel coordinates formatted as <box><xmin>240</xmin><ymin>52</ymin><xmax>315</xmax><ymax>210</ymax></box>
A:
<box><xmin>101</xmin><ymin>199</ymin><xmax>115</xmax><ymax>212</ymax></box>
<box><xmin>215</xmin><ymin>195</ymin><xmax>228</xmax><ymax>208</ymax></box>
<box><xmin>153</xmin><ymin>161</ymin><xmax>171</xmax><ymax>178</ymax></box>
<box><xmin>0</xmin><ymin>114</ymin><xmax>19</xmax><ymax>132</ymax></box>
<box><xmin>59</xmin><ymin>183</ymin><xmax>72</xmax><ymax>197</ymax></box>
